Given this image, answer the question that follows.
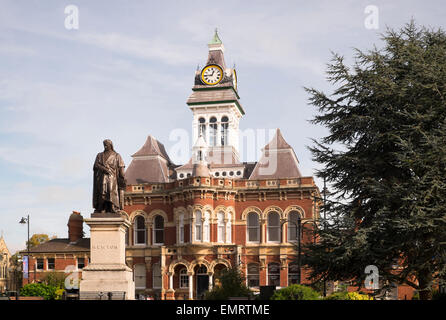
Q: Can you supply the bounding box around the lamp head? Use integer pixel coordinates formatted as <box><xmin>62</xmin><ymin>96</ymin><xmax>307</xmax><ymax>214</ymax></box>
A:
<box><xmin>19</xmin><ymin>217</ymin><xmax>27</xmax><ymax>224</ymax></box>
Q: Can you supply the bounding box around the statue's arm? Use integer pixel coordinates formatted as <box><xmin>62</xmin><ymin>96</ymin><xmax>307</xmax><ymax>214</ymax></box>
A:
<box><xmin>93</xmin><ymin>154</ymin><xmax>110</xmax><ymax>174</ymax></box>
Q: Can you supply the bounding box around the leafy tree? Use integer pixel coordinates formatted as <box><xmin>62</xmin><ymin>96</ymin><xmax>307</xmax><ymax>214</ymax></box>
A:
<box><xmin>41</xmin><ymin>271</ymin><xmax>66</xmax><ymax>289</ymax></box>
<box><xmin>303</xmin><ymin>21</ymin><xmax>446</xmax><ymax>300</ymax></box>
<box><xmin>27</xmin><ymin>234</ymin><xmax>50</xmax><ymax>248</ymax></box>
<box><xmin>270</xmin><ymin>284</ymin><xmax>320</xmax><ymax>300</ymax></box>
<box><xmin>204</xmin><ymin>267</ymin><xmax>251</xmax><ymax>300</ymax></box>
<box><xmin>325</xmin><ymin>291</ymin><xmax>373</xmax><ymax>300</ymax></box>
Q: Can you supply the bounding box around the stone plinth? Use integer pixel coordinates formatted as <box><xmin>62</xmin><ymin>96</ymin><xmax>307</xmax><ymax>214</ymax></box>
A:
<box><xmin>79</xmin><ymin>215</ymin><xmax>135</xmax><ymax>300</ymax></box>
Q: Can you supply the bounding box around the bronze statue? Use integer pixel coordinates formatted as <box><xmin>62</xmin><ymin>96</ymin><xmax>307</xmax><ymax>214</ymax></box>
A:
<box><xmin>93</xmin><ymin>139</ymin><xmax>126</xmax><ymax>213</ymax></box>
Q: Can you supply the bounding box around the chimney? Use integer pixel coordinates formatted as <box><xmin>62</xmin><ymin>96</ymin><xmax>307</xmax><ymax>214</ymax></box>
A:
<box><xmin>68</xmin><ymin>211</ymin><xmax>83</xmax><ymax>243</ymax></box>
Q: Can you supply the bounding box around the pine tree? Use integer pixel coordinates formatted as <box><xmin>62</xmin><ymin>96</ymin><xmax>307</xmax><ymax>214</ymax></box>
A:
<box><xmin>303</xmin><ymin>21</ymin><xmax>446</xmax><ymax>300</ymax></box>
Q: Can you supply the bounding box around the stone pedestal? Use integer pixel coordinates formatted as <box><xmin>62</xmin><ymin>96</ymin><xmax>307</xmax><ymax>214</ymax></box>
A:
<box><xmin>79</xmin><ymin>214</ymin><xmax>135</xmax><ymax>300</ymax></box>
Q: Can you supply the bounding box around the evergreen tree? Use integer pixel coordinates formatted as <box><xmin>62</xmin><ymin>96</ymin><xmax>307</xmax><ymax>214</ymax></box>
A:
<box><xmin>303</xmin><ymin>21</ymin><xmax>446</xmax><ymax>300</ymax></box>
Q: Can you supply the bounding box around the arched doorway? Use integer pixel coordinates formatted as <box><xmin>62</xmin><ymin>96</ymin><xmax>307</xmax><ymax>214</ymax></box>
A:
<box><xmin>195</xmin><ymin>265</ymin><xmax>208</xmax><ymax>299</ymax></box>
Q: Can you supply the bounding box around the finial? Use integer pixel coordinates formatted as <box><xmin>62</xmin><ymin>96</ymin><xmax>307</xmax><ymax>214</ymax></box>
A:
<box><xmin>209</xmin><ymin>28</ymin><xmax>222</xmax><ymax>45</ymax></box>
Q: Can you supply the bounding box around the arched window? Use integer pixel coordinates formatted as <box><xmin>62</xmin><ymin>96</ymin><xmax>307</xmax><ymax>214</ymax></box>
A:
<box><xmin>153</xmin><ymin>215</ymin><xmax>164</xmax><ymax>245</ymax></box>
<box><xmin>247</xmin><ymin>263</ymin><xmax>260</xmax><ymax>288</ymax></box>
<box><xmin>198</xmin><ymin>117</ymin><xmax>206</xmax><ymax>140</ymax></box>
<box><xmin>209</xmin><ymin>117</ymin><xmax>217</xmax><ymax>146</ymax></box>
<box><xmin>203</xmin><ymin>211</ymin><xmax>210</xmax><ymax>242</ymax></box>
<box><xmin>226</xmin><ymin>212</ymin><xmax>232</xmax><ymax>243</ymax></box>
<box><xmin>221</xmin><ymin>116</ymin><xmax>228</xmax><ymax>146</ymax></box>
<box><xmin>134</xmin><ymin>216</ymin><xmax>146</xmax><ymax>245</ymax></box>
<box><xmin>195</xmin><ymin>210</ymin><xmax>202</xmax><ymax>241</ymax></box>
<box><xmin>152</xmin><ymin>263</ymin><xmax>162</xmax><ymax>289</ymax></box>
<box><xmin>178</xmin><ymin>213</ymin><xmax>184</xmax><ymax>244</ymax></box>
<box><xmin>288</xmin><ymin>263</ymin><xmax>300</xmax><ymax>285</ymax></box>
<box><xmin>217</xmin><ymin>211</ymin><xmax>225</xmax><ymax>243</ymax></box>
<box><xmin>247</xmin><ymin>212</ymin><xmax>260</xmax><ymax>242</ymax></box>
<box><xmin>268</xmin><ymin>263</ymin><xmax>280</xmax><ymax>287</ymax></box>
<box><xmin>267</xmin><ymin>212</ymin><xmax>280</xmax><ymax>242</ymax></box>
<box><xmin>288</xmin><ymin>211</ymin><xmax>301</xmax><ymax>242</ymax></box>
<box><xmin>180</xmin><ymin>268</ymin><xmax>189</xmax><ymax>288</ymax></box>
<box><xmin>134</xmin><ymin>264</ymin><xmax>146</xmax><ymax>289</ymax></box>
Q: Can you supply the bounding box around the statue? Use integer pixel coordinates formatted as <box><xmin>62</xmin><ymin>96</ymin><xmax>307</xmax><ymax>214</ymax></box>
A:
<box><xmin>93</xmin><ymin>139</ymin><xmax>126</xmax><ymax>213</ymax></box>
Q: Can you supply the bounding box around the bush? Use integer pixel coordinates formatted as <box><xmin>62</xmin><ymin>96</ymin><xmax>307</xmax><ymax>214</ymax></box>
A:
<box><xmin>432</xmin><ymin>290</ymin><xmax>446</xmax><ymax>300</ymax></box>
<box><xmin>270</xmin><ymin>285</ymin><xmax>320</xmax><ymax>300</ymax></box>
<box><xmin>205</xmin><ymin>268</ymin><xmax>251</xmax><ymax>300</ymax></box>
<box><xmin>20</xmin><ymin>283</ymin><xmax>59</xmax><ymax>300</ymax></box>
<box><xmin>325</xmin><ymin>291</ymin><xmax>373</xmax><ymax>300</ymax></box>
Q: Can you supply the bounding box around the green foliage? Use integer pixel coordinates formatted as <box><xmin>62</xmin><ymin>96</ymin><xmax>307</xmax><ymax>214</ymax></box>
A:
<box><xmin>270</xmin><ymin>284</ymin><xmax>320</xmax><ymax>300</ymax></box>
<box><xmin>204</xmin><ymin>268</ymin><xmax>251</xmax><ymax>300</ymax></box>
<box><xmin>20</xmin><ymin>283</ymin><xmax>59</xmax><ymax>300</ymax></box>
<box><xmin>27</xmin><ymin>234</ymin><xmax>50</xmax><ymax>248</ymax></box>
<box><xmin>325</xmin><ymin>291</ymin><xmax>373</xmax><ymax>300</ymax></box>
<box><xmin>303</xmin><ymin>20</ymin><xmax>446</xmax><ymax>300</ymax></box>
<box><xmin>41</xmin><ymin>271</ymin><xmax>66</xmax><ymax>288</ymax></box>
<box><xmin>432</xmin><ymin>289</ymin><xmax>446</xmax><ymax>300</ymax></box>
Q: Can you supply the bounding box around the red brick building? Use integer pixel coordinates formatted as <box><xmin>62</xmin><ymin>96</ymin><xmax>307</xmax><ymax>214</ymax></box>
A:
<box><xmin>121</xmin><ymin>30</ymin><xmax>321</xmax><ymax>300</ymax></box>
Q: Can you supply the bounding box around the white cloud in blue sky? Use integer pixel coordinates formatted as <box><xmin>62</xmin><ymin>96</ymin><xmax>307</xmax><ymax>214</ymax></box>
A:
<box><xmin>1</xmin><ymin>0</ymin><xmax>445</xmax><ymax>252</ymax></box>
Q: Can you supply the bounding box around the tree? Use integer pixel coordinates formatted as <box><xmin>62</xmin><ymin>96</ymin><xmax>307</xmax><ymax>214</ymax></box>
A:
<box><xmin>204</xmin><ymin>267</ymin><xmax>251</xmax><ymax>300</ymax></box>
<box><xmin>27</xmin><ymin>234</ymin><xmax>50</xmax><ymax>248</ymax></box>
<box><xmin>303</xmin><ymin>21</ymin><xmax>446</xmax><ymax>300</ymax></box>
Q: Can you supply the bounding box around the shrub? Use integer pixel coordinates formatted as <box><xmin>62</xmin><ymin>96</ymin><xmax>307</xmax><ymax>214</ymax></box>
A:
<box><xmin>20</xmin><ymin>283</ymin><xmax>59</xmax><ymax>300</ymax></box>
<box><xmin>270</xmin><ymin>284</ymin><xmax>320</xmax><ymax>300</ymax></box>
<box><xmin>205</xmin><ymin>268</ymin><xmax>251</xmax><ymax>300</ymax></box>
<box><xmin>325</xmin><ymin>291</ymin><xmax>373</xmax><ymax>300</ymax></box>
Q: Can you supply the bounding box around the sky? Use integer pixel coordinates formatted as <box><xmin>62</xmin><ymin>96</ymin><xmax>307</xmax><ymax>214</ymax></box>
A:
<box><xmin>1</xmin><ymin>0</ymin><xmax>445</xmax><ymax>253</ymax></box>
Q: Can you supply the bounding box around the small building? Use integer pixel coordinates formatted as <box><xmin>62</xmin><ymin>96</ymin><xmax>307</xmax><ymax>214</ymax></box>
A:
<box><xmin>0</xmin><ymin>235</ymin><xmax>11</xmax><ymax>293</ymax></box>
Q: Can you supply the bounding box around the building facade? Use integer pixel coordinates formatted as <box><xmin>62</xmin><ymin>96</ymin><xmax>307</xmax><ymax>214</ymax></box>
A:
<box><xmin>0</xmin><ymin>236</ymin><xmax>11</xmax><ymax>293</ymax></box>
<box><xmin>122</xmin><ymin>31</ymin><xmax>321</xmax><ymax>300</ymax></box>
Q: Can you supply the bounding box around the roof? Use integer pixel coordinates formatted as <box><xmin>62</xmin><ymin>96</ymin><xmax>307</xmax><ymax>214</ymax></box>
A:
<box><xmin>21</xmin><ymin>238</ymin><xmax>90</xmax><ymax>254</ymax></box>
<box><xmin>126</xmin><ymin>135</ymin><xmax>174</xmax><ymax>184</ymax></box>
<box><xmin>209</xmin><ymin>29</ymin><xmax>223</xmax><ymax>45</ymax></box>
<box><xmin>249</xmin><ymin>129</ymin><xmax>302</xmax><ymax>180</ymax></box>
<box><xmin>132</xmin><ymin>135</ymin><xmax>172</xmax><ymax>162</ymax></box>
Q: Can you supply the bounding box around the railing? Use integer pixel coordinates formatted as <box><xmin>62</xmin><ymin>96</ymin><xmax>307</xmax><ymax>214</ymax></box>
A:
<box><xmin>79</xmin><ymin>291</ymin><xmax>127</xmax><ymax>300</ymax></box>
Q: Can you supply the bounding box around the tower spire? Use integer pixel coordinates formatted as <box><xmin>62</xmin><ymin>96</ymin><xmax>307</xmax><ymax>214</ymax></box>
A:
<box><xmin>209</xmin><ymin>28</ymin><xmax>222</xmax><ymax>45</ymax></box>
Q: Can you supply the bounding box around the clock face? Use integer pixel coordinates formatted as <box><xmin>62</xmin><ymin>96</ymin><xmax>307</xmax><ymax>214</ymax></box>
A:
<box><xmin>201</xmin><ymin>65</ymin><xmax>223</xmax><ymax>85</ymax></box>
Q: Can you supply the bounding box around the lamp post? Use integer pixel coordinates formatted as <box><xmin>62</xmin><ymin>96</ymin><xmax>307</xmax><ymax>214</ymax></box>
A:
<box><xmin>19</xmin><ymin>215</ymin><xmax>29</xmax><ymax>283</ymax></box>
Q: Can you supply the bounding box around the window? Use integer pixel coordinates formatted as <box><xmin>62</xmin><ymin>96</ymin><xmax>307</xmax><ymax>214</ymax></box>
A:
<box><xmin>222</xmin><ymin>171</ymin><xmax>227</xmax><ymax>176</ymax></box>
<box><xmin>236</xmin><ymin>171</ymin><xmax>241</xmax><ymax>176</ymax></box>
<box><xmin>221</xmin><ymin>116</ymin><xmax>228</xmax><ymax>146</ymax></box>
<box><xmin>203</xmin><ymin>211</ymin><xmax>210</xmax><ymax>242</ymax></box>
<box><xmin>288</xmin><ymin>211</ymin><xmax>301</xmax><ymax>242</ymax></box>
<box><xmin>47</xmin><ymin>258</ymin><xmax>55</xmax><ymax>270</ymax></box>
<box><xmin>36</xmin><ymin>258</ymin><xmax>44</xmax><ymax>270</ymax></box>
<box><xmin>153</xmin><ymin>215</ymin><xmax>164</xmax><ymax>245</ymax></box>
<box><xmin>215</xmin><ymin>172</ymin><xmax>220</xmax><ymax>177</ymax></box>
<box><xmin>247</xmin><ymin>264</ymin><xmax>260</xmax><ymax>288</ymax></box>
<box><xmin>134</xmin><ymin>216</ymin><xmax>146</xmax><ymax>245</ymax></box>
<box><xmin>247</xmin><ymin>212</ymin><xmax>260</xmax><ymax>242</ymax></box>
<box><xmin>198</xmin><ymin>117</ymin><xmax>206</xmax><ymax>140</ymax></box>
<box><xmin>226</xmin><ymin>213</ymin><xmax>232</xmax><ymax>243</ymax></box>
<box><xmin>179</xmin><ymin>173</ymin><xmax>184</xmax><ymax>178</ymax></box>
<box><xmin>77</xmin><ymin>258</ymin><xmax>85</xmax><ymax>270</ymax></box>
<box><xmin>179</xmin><ymin>214</ymin><xmax>184</xmax><ymax>244</ymax></box>
<box><xmin>195</xmin><ymin>210</ymin><xmax>202</xmax><ymax>241</ymax></box>
<box><xmin>217</xmin><ymin>212</ymin><xmax>225</xmax><ymax>243</ymax></box>
<box><xmin>288</xmin><ymin>263</ymin><xmax>300</xmax><ymax>285</ymax></box>
<box><xmin>152</xmin><ymin>263</ymin><xmax>162</xmax><ymax>289</ymax></box>
<box><xmin>267</xmin><ymin>212</ymin><xmax>280</xmax><ymax>242</ymax></box>
<box><xmin>180</xmin><ymin>268</ymin><xmax>189</xmax><ymax>288</ymax></box>
<box><xmin>209</xmin><ymin>117</ymin><xmax>217</xmax><ymax>146</ymax></box>
<box><xmin>268</xmin><ymin>263</ymin><xmax>280</xmax><ymax>287</ymax></box>
<box><xmin>135</xmin><ymin>264</ymin><xmax>146</xmax><ymax>289</ymax></box>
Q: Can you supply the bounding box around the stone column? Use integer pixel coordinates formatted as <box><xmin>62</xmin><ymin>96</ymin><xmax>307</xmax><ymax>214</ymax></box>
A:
<box><xmin>188</xmin><ymin>273</ymin><xmax>193</xmax><ymax>300</ymax></box>
<box><xmin>208</xmin><ymin>273</ymin><xmax>213</xmax><ymax>291</ymax></box>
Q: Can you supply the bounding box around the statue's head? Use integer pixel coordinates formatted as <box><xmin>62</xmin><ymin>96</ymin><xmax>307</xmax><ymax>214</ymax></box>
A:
<box><xmin>103</xmin><ymin>139</ymin><xmax>114</xmax><ymax>151</ymax></box>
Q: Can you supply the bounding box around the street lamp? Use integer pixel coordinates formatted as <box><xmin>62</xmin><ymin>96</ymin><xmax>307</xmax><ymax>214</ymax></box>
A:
<box><xmin>19</xmin><ymin>215</ymin><xmax>30</xmax><ymax>283</ymax></box>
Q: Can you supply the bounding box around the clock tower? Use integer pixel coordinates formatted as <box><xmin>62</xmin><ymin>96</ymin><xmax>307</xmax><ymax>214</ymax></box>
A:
<box><xmin>179</xmin><ymin>30</ymin><xmax>246</xmax><ymax>179</ymax></box>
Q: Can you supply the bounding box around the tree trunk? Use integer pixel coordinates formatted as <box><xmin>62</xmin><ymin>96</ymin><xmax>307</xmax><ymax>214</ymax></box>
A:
<box><xmin>418</xmin><ymin>271</ymin><xmax>433</xmax><ymax>300</ymax></box>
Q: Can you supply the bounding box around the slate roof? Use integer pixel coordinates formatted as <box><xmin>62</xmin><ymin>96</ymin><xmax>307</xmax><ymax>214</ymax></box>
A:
<box><xmin>21</xmin><ymin>238</ymin><xmax>90</xmax><ymax>254</ymax></box>
<box><xmin>249</xmin><ymin>129</ymin><xmax>302</xmax><ymax>180</ymax></box>
<box><xmin>126</xmin><ymin>135</ymin><xmax>175</xmax><ymax>184</ymax></box>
